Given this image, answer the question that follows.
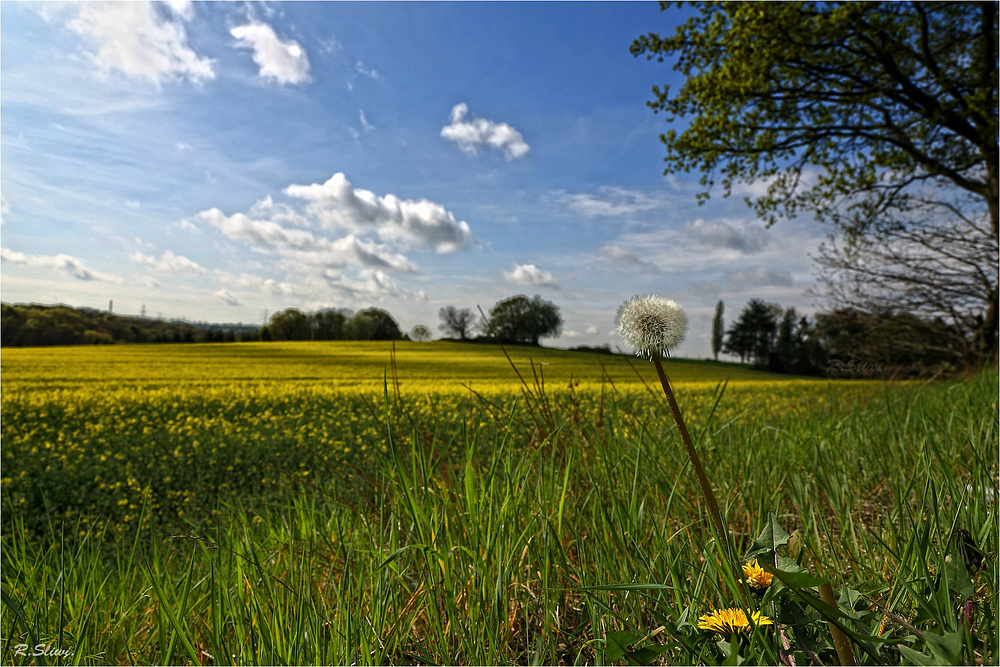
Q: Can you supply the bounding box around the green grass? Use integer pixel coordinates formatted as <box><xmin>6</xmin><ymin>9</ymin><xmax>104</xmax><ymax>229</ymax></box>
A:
<box><xmin>1</xmin><ymin>342</ymin><xmax>996</xmax><ymax>665</ymax></box>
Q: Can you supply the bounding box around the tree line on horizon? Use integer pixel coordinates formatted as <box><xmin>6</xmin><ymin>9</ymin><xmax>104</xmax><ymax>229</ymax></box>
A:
<box><xmin>710</xmin><ymin>299</ymin><xmax>968</xmax><ymax>379</ymax></box>
<box><xmin>2</xmin><ymin>296</ymin><xmax>973</xmax><ymax>378</ymax></box>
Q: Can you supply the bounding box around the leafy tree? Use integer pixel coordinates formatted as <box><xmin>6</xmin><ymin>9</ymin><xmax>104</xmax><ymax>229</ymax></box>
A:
<box><xmin>311</xmin><ymin>308</ymin><xmax>351</xmax><ymax>340</ymax></box>
<box><xmin>268</xmin><ymin>308</ymin><xmax>311</xmax><ymax>341</ymax></box>
<box><xmin>633</xmin><ymin>2</ymin><xmax>998</xmax><ymax>367</ymax></box>
<box><xmin>813</xmin><ymin>307</ymin><xmax>963</xmax><ymax>376</ymax></box>
<box><xmin>769</xmin><ymin>308</ymin><xmax>822</xmax><ymax>375</ymax></box>
<box><xmin>711</xmin><ymin>300</ymin><xmax>724</xmax><ymax>361</ymax></box>
<box><xmin>438</xmin><ymin>306</ymin><xmax>476</xmax><ymax>341</ymax></box>
<box><xmin>346</xmin><ymin>308</ymin><xmax>403</xmax><ymax>341</ymax></box>
<box><xmin>723</xmin><ymin>299</ymin><xmax>782</xmax><ymax>367</ymax></box>
<box><xmin>409</xmin><ymin>324</ymin><xmax>432</xmax><ymax>342</ymax></box>
<box><xmin>486</xmin><ymin>295</ymin><xmax>562</xmax><ymax>345</ymax></box>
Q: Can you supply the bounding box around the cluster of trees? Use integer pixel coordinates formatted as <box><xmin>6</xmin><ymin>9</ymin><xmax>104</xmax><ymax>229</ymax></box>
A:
<box><xmin>635</xmin><ymin>2</ymin><xmax>997</xmax><ymax>372</ymax></box>
<box><xmin>1</xmin><ymin>295</ymin><xmax>566</xmax><ymax>349</ymax></box>
<box><xmin>261</xmin><ymin>307</ymin><xmax>405</xmax><ymax>342</ymax></box>
<box><xmin>712</xmin><ymin>298</ymin><xmax>967</xmax><ymax>377</ymax></box>
<box><xmin>1</xmin><ymin>303</ymin><xmax>256</xmax><ymax>347</ymax></box>
<box><xmin>261</xmin><ymin>294</ymin><xmax>565</xmax><ymax>347</ymax></box>
<box><xmin>438</xmin><ymin>295</ymin><xmax>562</xmax><ymax>345</ymax></box>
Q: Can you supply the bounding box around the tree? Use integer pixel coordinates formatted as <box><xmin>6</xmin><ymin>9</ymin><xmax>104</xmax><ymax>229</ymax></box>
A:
<box><xmin>409</xmin><ymin>324</ymin><xmax>432</xmax><ymax>342</ymax></box>
<box><xmin>632</xmin><ymin>2</ymin><xmax>998</xmax><ymax>366</ymax></box>
<box><xmin>486</xmin><ymin>295</ymin><xmax>562</xmax><ymax>345</ymax></box>
<box><xmin>268</xmin><ymin>308</ymin><xmax>310</xmax><ymax>340</ymax></box>
<box><xmin>711</xmin><ymin>300</ymin><xmax>724</xmax><ymax>361</ymax></box>
<box><xmin>311</xmin><ymin>308</ymin><xmax>351</xmax><ymax>340</ymax></box>
<box><xmin>769</xmin><ymin>308</ymin><xmax>821</xmax><ymax>375</ymax></box>
<box><xmin>345</xmin><ymin>308</ymin><xmax>403</xmax><ymax>341</ymax></box>
<box><xmin>813</xmin><ymin>307</ymin><xmax>963</xmax><ymax>375</ymax></box>
<box><xmin>438</xmin><ymin>306</ymin><xmax>476</xmax><ymax>340</ymax></box>
<box><xmin>723</xmin><ymin>299</ymin><xmax>782</xmax><ymax>367</ymax></box>
<box><xmin>812</xmin><ymin>201</ymin><xmax>997</xmax><ymax>366</ymax></box>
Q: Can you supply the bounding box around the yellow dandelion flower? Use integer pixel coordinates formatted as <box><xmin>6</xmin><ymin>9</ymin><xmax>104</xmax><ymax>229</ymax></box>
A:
<box><xmin>697</xmin><ymin>608</ymin><xmax>773</xmax><ymax>635</ymax></box>
<box><xmin>742</xmin><ymin>559</ymin><xmax>773</xmax><ymax>591</ymax></box>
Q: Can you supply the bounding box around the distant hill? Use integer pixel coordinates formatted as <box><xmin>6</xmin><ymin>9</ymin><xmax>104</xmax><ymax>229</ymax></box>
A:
<box><xmin>1</xmin><ymin>302</ymin><xmax>259</xmax><ymax>347</ymax></box>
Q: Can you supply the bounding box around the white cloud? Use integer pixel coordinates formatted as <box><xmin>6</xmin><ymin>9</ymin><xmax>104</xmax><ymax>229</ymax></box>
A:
<box><xmin>726</xmin><ymin>265</ymin><xmax>793</xmax><ymax>287</ymax></box>
<box><xmin>230</xmin><ymin>21</ymin><xmax>310</xmax><ymax>85</ymax></box>
<box><xmin>555</xmin><ymin>186</ymin><xmax>667</xmax><ymax>218</ymax></box>
<box><xmin>441</xmin><ymin>103</ymin><xmax>530</xmax><ymax>160</ymax></box>
<box><xmin>197</xmin><ymin>208</ymin><xmax>418</xmax><ymax>272</ymax></box>
<box><xmin>355</xmin><ymin>60</ymin><xmax>381</xmax><ymax>81</ymax></box>
<box><xmin>1</xmin><ymin>247</ymin><xmax>123</xmax><ymax>283</ymax></box>
<box><xmin>685</xmin><ymin>218</ymin><xmax>770</xmax><ymax>253</ymax></box>
<box><xmin>359</xmin><ymin>110</ymin><xmax>375</xmax><ymax>132</ymax></box>
<box><xmin>598</xmin><ymin>243</ymin><xmax>655</xmax><ymax>269</ymax></box>
<box><xmin>130</xmin><ymin>250</ymin><xmax>205</xmax><ymax>274</ymax></box>
<box><xmin>284</xmin><ymin>173</ymin><xmax>473</xmax><ymax>253</ymax></box>
<box><xmin>502</xmin><ymin>263</ymin><xmax>559</xmax><ymax>288</ymax></box>
<box><xmin>214</xmin><ymin>289</ymin><xmax>240</xmax><ymax>306</ymax></box>
<box><xmin>67</xmin><ymin>1</ymin><xmax>214</xmax><ymax>85</ymax></box>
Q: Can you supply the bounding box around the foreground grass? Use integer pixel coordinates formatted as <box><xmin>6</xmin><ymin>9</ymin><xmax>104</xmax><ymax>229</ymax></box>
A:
<box><xmin>1</xmin><ymin>344</ymin><xmax>996</xmax><ymax>664</ymax></box>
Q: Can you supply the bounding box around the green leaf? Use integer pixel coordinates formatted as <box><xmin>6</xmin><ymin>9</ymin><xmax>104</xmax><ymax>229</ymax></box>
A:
<box><xmin>605</xmin><ymin>630</ymin><xmax>642</xmax><ymax>664</ymax></box>
<box><xmin>625</xmin><ymin>644</ymin><xmax>671</xmax><ymax>665</ymax></box>
<box><xmin>759</xmin><ymin>561</ymin><xmax>828</xmax><ymax>589</ymax></box>
<box><xmin>898</xmin><ymin>631</ymin><xmax>963</xmax><ymax>666</ymax></box>
<box><xmin>744</xmin><ymin>511</ymin><xmax>791</xmax><ymax>563</ymax></box>
<box><xmin>716</xmin><ymin>638</ymin><xmax>744</xmax><ymax>665</ymax></box>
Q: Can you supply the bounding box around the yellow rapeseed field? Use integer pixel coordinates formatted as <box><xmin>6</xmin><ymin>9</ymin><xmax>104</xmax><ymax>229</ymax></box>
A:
<box><xmin>1</xmin><ymin>341</ymin><xmax>878</xmax><ymax>536</ymax></box>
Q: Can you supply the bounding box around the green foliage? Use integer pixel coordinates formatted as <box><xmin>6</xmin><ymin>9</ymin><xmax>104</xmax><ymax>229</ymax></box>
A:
<box><xmin>633</xmin><ymin>2</ymin><xmax>999</xmax><ymax>371</ymax></box>
<box><xmin>267</xmin><ymin>307</ymin><xmax>311</xmax><ymax>340</ymax></box>
<box><xmin>711</xmin><ymin>300</ymin><xmax>724</xmax><ymax>361</ymax></box>
<box><xmin>487</xmin><ymin>294</ymin><xmax>562</xmax><ymax>345</ymax></box>
<box><xmin>1</xmin><ymin>303</ymin><xmax>250</xmax><ymax>347</ymax></box>
<box><xmin>344</xmin><ymin>307</ymin><xmax>403</xmax><ymax>341</ymax></box>
<box><xmin>723</xmin><ymin>299</ymin><xmax>783</xmax><ymax>367</ymax></box>
<box><xmin>631</xmin><ymin>2</ymin><xmax>998</xmax><ymax>231</ymax></box>
<box><xmin>815</xmin><ymin>308</ymin><xmax>966</xmax><ymax>376</ymax></box>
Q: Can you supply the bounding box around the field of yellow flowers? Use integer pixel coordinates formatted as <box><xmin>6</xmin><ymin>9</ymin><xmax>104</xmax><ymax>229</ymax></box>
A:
<box><xmin>2</xmin><ymin>341</ymin><xmax>869</xmax><ymax>538</ymax></box>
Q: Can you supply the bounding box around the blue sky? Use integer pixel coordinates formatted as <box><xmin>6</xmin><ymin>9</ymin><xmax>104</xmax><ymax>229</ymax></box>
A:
<box><xmin>1</xmin><ymin>1</ymin><xmax>829</xmax><ymax>358</ymax></box>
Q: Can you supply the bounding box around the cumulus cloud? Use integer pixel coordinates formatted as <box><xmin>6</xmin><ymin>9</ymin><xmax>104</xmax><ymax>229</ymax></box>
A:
<box><xmin>197</xmin><ymin>208</ymin><xmax>418</xmax><ymax>272</ymax></box>
<box><xmin>502</xmin><ymin>263</ymin><xmax>559</xmax><ymax>288</ymax></box>
<box><xmin>130</xmin><ymin>250</ymin><xmax>205</xmax><ymax>274</ymax></box>
<box><xmin>441</xmin><ymin>103</ymin><xmax>530</xmax><ymax>160</ymax></box>
<box><xmin>230</xmin><ymin>21</ymin><xmax>310</xmax><ymax>85</ymax></box>
<box><xmin>685</xmin><ymin>218</ymin><xmax>770</xmax><ymax>253</ymax></box>
<box><xmin>284</xmin><ymin>173</ymin><xmax>473</xmax><ymax>253</ymax></box>
<box><xmin>214</xmin><ymin>289</ymin><xmax>240</xmax><ymax>306</ymax></box>
<box><xmin>194</xmin><ymin>174</ymin><xmax>475</xmax><ymax>303</ymax></box>
<box><xmin>726</xmin><ymin>265</ymin><xmax>793</xmax><ymax>287</ymax></box>
<box><xmin>67</xmin><ymin>1</ymin><xmax>214</xmax><ymax>85</ymax></box>
<box><xmin>1</xmin><ymin>247</ymin><xmax>123</xmax><ymax>283</ymax></box>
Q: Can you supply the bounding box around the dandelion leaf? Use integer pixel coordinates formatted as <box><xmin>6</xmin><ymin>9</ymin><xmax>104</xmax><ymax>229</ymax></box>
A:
<box><xmin>898</xmin><ymin>630</ymin><xmax>963</xmax><ymax>666</ymax></box>
<box><xmin>744</xmin><ymin>511</ymin><xmax>791</xmax><ymax>563</ymax></box>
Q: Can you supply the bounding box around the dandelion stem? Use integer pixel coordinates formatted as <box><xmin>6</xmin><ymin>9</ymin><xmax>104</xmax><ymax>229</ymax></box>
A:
<box><xmin>651</xmin><ymin>354</ymin><xmax>726</xmax><ymax>542</ymax></box>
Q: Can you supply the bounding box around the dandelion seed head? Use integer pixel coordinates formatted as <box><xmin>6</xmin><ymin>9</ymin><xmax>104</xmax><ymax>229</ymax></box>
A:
<box><xmin>615</xmin><ymin>294</ymin><xmax>687</xmax><ymax>359</ymax></box>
